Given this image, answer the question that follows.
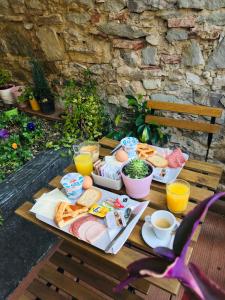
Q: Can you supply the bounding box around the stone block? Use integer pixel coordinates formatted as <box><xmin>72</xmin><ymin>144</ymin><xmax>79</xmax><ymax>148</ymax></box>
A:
<box><xmin>143</xmin><ymin>79</ymin><xmax>161</xmax><ymax>90</ymax></box>
<box><xmin>117</xmin><ymin>65</ymin><xmax>144</xmax><ymax>80</ymax></box>
<box><xmin>166</xmin><ymin>29</ymin><xmax>188</xmax><ymax>43</ymax></box>
<box><xmin>214</xmin><ymin>75</ymin><xmax>225</xmax><ymax>89</ymax></box>
<box><xmin>37</xmin><ymin>27</ymin><xmax>65</xmax><ymax>61</ymax></box>
<box><xmin>178</xmin><ymin>0</ymin><xmax>225</xmax><ymax>10</ymax></box>
<box><xmin>66</xmin><ymin>12</ymin><xmax>90</xmax><ymax>25</ymax></box>
<box><xmin>112</xmin><ymin>39</ymin><xmax>145</xmax><ymax>50</ymax></box>
<box><xmin>26</xmin><ymin>0</ymin><xmax>44</xmax><ymax>10</ymax></box>
<box><xmin>127</xmin><ymin>0</ymin><xmax>176</xmax><ymax>13</ymax></box>
<box><xmin>120</xmin><ymin>50</ymin><xmax>140</xmax><ymax>67</ymax></box>
<box><xmin>37</xmin><ymin>14</ymin><xmax>63</xmax><ymax>26</ymax></box>
<box><xmin>142</xmin><ymin>46</ymin><xmax>158</xmax><ymax>65</ymax></box>
<box><xmin>150</xmin><ymin>93</ymin><xmax>178</xmax><ymax>102</ymax></box>
<box><xmin>198</xmin><ymin>12</ymin><xmax>225</xmax><ymax>26</ymax></box>
<box><xmin>161</xmin><ymin>54</ymin><xmax>181</xmax><ymax>64</ymax></box>
<box><xmin>207</xmin><ymin>37</ymin><xmax>225</xmax><ymax>70</ymax></box>
<box><xmin>103</xmin><ymin>0</ymin><xmax>126</xmax><ymax>12</ymax></box>
<box><xmin>0</xmin><ymin>26</ymin><xmax>32</xmax><ymax>56</ymax></box>
<box><xmin>130</xmin><ymin>80</ymin><xmax>146</xmax><ymax>95</ymax></box>
<box><xmin>186</xmin><ymin>72</ymin><xmax>204</xmax><ymax>85</ymax></box>
<box><xmin>168</xmin><ymin>16</ymin><xmax>196</xmax><ymax>28</ymax></box>
<box><xmin>182</xmin><ymin>40</ymin><xmax>204</xmax><ymax>66</ymax></box>
<box><xmin>146</xmin><ymin>32</ymin><xmax>160</xmax><ymax>46</ymax></box>
<box><xmin>109</xmin><ymin>9</ymin><xmax>129</xmax><ymax>21</ymax></box>
<box><xmin>99</xmin><ymin>22</ymin><xmax>147</xmax><ymax>39</ymax></box>
<box><xmin>9</xmin><ymin>0</ymin><xmax>25</xmax><ymax>14</ymax></box>
<box><xmin>190</xmin><ymin>26</ymin><xmax>221</xmax><ymax>40</ymax></box>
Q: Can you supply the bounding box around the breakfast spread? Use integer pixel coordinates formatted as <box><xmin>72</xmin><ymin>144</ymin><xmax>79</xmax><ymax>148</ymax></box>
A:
<box><xmin>137</xmin><ymin>143</ymin><xmax>156</xmax><ymax>159</ymax></box>
<box><xmin>147</xmin><ymin>154</ymin><xmax>168</xmax><ymax>168</ymax></box>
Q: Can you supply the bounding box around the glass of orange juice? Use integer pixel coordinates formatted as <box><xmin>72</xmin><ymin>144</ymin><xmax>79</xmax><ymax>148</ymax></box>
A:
<box><xmin>166</xmin><ymin>179</ymin><xmax>190</xmax><ymax>213</ymax></box>
<box><xmin>74</xmin><ymin>152</ymin><xmax>93</xmax><ymax>176</ymax></box>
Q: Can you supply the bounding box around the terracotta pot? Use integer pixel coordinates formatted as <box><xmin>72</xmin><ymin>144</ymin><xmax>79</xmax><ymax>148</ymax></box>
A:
<box><xmin>0</xmin><ymin>85</ymin><xmax>15</xmax><ymax>104</ymax></box>
<box><xmin>121</xmin><ymin>162</ymin><xmax>154</xmax><ymax>199</ymax></box>
<box><xmin>29</xmin><ymin>98</ymin><xmax>40</xmax><ymax>111</ymax></box>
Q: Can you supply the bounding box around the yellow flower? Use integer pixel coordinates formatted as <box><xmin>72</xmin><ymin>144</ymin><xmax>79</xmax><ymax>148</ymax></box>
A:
<box><xmin>12</xmin><ymin>143</ymin><xmax>18</xmax><ymax>149</ymax></box>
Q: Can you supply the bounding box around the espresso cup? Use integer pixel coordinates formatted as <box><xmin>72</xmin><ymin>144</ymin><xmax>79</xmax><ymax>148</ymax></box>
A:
<box><xmin>145</xmin><ymin>210</ymin><xmax>177</xmax><ymax>240</ymax></box>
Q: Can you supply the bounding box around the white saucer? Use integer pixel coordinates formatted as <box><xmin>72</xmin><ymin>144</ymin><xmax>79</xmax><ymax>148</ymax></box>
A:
<box><xmin>142</xmin><ymin>222</ymin><xmax>179</xmax><ymax>249</ymax></box>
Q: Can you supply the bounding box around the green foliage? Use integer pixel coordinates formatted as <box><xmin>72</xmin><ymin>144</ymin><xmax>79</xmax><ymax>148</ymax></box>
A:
<box><xmin>17</xmin><ymin>86</ymin><xmax>34</xmax><ymax>103</ymax></box>
<box><xmin>107</xmin><ymin>95</ymin><xmax>169</xmax><ymax>146</ymax></box>
<box><xmin>0</xmin><ymin>68</ymin><xmax>12</xmax><ymax>86</ymax></box>
<box><xmin>30</xmin><ymin>58</ymin><xmax>54</xmax><ymax>101</ymax></box>
<box><xmin>48</xmin><ymin>71</ymin><xmax>106</xmax><ymax>154</ymax></box>
<box><xmin>124</xmin><ymin>159</ymin><xmax>149</xmax><ymax>179</ymax></box>
<box><xmin>0</xmin><ymin>111</ymin><xmax>44</xmax><ymax>182</ymax></box>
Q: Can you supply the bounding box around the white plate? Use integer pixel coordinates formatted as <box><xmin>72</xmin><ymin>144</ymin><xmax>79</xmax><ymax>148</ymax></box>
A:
<box><xmin>141</xmin><ymin>221</ymin><xmax>179</xmax><ymax>249</ymax></box>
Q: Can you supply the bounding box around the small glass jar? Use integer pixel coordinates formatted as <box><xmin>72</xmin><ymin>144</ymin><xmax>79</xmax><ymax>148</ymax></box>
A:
<box><xmin>78</xmin><ymin>141</ymin><xmax>100</xmax><ymax>162</ymax></box>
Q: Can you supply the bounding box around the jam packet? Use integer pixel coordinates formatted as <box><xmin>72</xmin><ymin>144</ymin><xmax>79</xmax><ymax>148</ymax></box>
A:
<box><xmin>105</xmin><ymin>210</ymin><xmax>126</xmax><ymax>228</ymax></box>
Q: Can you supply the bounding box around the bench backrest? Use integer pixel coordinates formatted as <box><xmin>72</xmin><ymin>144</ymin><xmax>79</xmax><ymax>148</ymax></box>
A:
<box><xmin>146</xmin><ymin>100</ymin><xmax>223</xmax><ymax>160</ymax></box>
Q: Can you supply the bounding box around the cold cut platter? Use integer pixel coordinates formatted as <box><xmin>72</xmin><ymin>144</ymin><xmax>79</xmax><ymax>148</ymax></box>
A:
<box><xmin>30</xmin><ymin>188</ymin><xmax>148</xmax><ymax>254</ymax></box>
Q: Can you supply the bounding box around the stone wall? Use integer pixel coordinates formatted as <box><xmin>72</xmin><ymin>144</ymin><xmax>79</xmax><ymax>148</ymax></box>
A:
<box><xmin>0</xmin><ymin>0</ymin><xmax>225</xmax><ymax>178</ymax></box>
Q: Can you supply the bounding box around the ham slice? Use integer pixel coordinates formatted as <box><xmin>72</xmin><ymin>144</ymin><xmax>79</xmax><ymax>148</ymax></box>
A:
<box><xmin>85</xmin><ymin>223</ymin><xmax>107</xmax><ymax>244</ymax></box>
<box><xmin>78</xmin><ymin>221</ymin><xmax>99</xmax><ymax>241</ymax></box>
<box><xmin>69</xmin><ymin>215</ymin><xmax>95</xmax><ymax>237</ymax></box>
<box><xmin>166</xmin><ymin>148</ymin><xmax>186</xmax><ymax>168</ymax></box>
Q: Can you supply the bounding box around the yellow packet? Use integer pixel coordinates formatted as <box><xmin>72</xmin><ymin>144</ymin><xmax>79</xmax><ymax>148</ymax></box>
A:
<box><xmin>89</xmin><ymin>204</ymin><xmax>109</xmax><ymax>218</ymax></box>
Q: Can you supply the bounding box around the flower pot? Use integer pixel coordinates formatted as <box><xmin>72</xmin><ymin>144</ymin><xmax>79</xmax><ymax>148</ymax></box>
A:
<box><xmin>17</xmin><ymin>101</ymin><xmax>29</xmax><ymax>109</ymax></box>
<box><xmin>0</xmin><ymin>85</ymin><xmax>15</xmax><ymax>104</ymax></box>
<box><xmin>121</xmin><ymin>162</ymin><xmax>154</xmax><ymax>199</ymax></box>
<box><xmin>39</xmin><ymin>99</ymin><xmax>55</xmax><ymax>114</ymax></box>
<box><xmin>29</xmin><ymin>98</ymin><xmax>40</xmax><ymax>111</ymax></box>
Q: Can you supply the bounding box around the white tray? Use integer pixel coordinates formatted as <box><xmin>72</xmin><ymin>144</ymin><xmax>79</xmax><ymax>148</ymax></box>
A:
<box><xmin>30</xmin><ymin>188</ymin><xmax>149</xmax><ymax>254</ymax></box>
<box><xmin>113</xmin><ymin>144</ymin><xmax>189</xmax><ymax>184</ymax></box>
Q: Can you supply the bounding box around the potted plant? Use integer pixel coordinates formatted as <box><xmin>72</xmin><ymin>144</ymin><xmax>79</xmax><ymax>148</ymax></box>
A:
<box><xmin>121</xmin><ymin>158</ymin><xmax>154</xmax><ymax>199</ymax></box>
<box><xmin>14</xmin><ymin>86</ymin><xmax>28</xmax><ymax>108</ymax></box>
<box><xmin>30</xmin><ymin>58</ymin><xmax>55</xmax><ymax>114</ymax></box>
<box><xmin>0</xmin><ymin>68</ymin><xmax>15</xmax><ymax>105</ymax></box>
<box><xmin>24</xmin><ymin>87</ymin><xmax>40</xmax><ymax>111</ymax></box>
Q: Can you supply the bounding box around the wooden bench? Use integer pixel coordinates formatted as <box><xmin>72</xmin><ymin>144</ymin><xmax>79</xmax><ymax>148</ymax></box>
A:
<box><xmin>146</xmin><ymin>100</ymin><xmax>223</xmax><ymax>160</ymax></box>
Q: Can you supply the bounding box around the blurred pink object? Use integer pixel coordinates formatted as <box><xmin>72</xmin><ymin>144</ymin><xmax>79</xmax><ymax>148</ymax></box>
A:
<box><xmin>11</xmin><ymin>85</ymin><xmax>25</xmax><ymax>98</ymax></box>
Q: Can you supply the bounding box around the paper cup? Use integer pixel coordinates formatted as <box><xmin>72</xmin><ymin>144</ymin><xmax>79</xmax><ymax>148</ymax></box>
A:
<box><xmin>60</xmin><ymin>173</ymin><xmax>84</xmax><ymax>200</ymax></box>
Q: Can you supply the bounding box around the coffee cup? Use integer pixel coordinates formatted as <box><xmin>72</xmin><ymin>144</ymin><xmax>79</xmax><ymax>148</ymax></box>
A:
<box><xmin>145</xmin><ymin>210</ymin><xmax>177</xmax><ymax>240</ymax></box>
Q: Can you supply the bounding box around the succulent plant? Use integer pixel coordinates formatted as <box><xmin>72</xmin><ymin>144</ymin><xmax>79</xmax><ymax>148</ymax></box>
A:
<box><xmin>123</xmin><ymin>159</ymin><xmax>150</xmax><ymax>179</ymax></box>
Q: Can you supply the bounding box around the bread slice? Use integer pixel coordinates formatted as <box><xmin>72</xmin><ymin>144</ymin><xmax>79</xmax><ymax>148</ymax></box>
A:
<box><xmin>54</xmin><ymin>201</ymin><xmax>88</xmax><ymax>228</ymax></box>
<box><xmin>147</xmin><ymin>154</ymin><xmax>168</xmax><ymax>168</ymax></box>
<box><xmin>77</xmin><ymin>188</ymin><xmax>102</xmax><ymax>208</ymax></box>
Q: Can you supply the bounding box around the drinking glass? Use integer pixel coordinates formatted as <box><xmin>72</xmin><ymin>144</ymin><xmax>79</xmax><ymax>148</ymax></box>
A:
<box><xmin>166</xmin><ymin>179</ymin><xmax>190</xmax><ymax>213</ymax></box>
<box><xmin>73</xmin><ymin>148</ymin><xmax>93</xmax><ymax>176</ymax></box>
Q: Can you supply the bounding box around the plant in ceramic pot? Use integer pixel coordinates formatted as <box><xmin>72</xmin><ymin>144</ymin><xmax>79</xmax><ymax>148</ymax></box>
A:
<box><xmin>25</xmin><ymin>87</ymin><xmax>40</xmax><ymax>111</ymax></box>
<box><xmin>121</xmin><ymin>158</ymin><xmax>154</xmax><ymax>199</ymax></box>
<box><xmin>14</xmin><ymin>86</ymin><xmax>28</xmax><ymax>108</ymax></box>
<box><xmin>0</xmin><ymin>68</ymin><xmax>15</xmax><ymax>105</ymax></box>
<box><xmin>30</xmin><ymin>58</ymin><xmax>55</xmax><ymax>114</ymax></box>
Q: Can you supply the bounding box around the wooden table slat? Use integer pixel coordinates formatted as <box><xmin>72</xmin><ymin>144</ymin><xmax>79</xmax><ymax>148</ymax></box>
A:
<box><xmin>27</xmin><ymin>278</ymin><xmax>65</xmax><ymax>300</ymax></box>
<box><xmin>39</xmin><ymin>264</ymin><xmax>105</xmax><ymax>300</ymax></box>
<box><xmin>184</xmin><ymin>159</ymin><xmax>223</xmax><ymax>176</ymax></box>
<box><xmin>50</xmin><ymin>251</ymin><xmax>143</xmax><ymax>300</ymax></box>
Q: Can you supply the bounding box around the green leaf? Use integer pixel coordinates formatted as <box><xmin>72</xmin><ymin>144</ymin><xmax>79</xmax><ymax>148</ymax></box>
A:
<box><xmin>137</xmin><ymin>124</ymin><xmax>145</xmax><ymax>135</ymax></box>
<box><xmin>115</xmin><ymin>114</ymin><xmax>121</xmax><ymax>126</ymax></box>
<box><xmin>126</xmin><ymin>95</ymin><xmax>138</xmax><ymax>107</ymax></box>
<box><xmin>141</xmin><ymin>125</ymin><xmax>150</xmax><ymax>143</ymax></box>
<box><xmin>135</xmin><ymin>115</ymin><xmax>144</xmax><ymax>127</ymax></box>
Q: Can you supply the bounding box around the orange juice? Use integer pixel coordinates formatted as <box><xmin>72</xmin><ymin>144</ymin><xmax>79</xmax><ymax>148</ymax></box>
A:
<box><xmin>74</xmin><ymin>153</ymin><xmax>93</xmax><ymax>176</ymax></box>
<box><xmin>166</xmin><ymin>180</ymin><xmax>190</xmax><ymax>213</ymax></box>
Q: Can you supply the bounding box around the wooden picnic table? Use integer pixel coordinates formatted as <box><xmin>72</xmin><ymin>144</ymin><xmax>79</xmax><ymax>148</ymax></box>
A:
<box><xmin>15</xmin><ymin>137</ymin><xmax>223</xmax><ymax>300</ymax></box>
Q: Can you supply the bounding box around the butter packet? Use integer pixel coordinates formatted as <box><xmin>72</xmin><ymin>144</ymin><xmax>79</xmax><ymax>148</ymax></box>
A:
<box><xmin>89</xmin><ymin>204</ymin><xmax>109</xmax><ymax>218</ymax></box>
